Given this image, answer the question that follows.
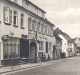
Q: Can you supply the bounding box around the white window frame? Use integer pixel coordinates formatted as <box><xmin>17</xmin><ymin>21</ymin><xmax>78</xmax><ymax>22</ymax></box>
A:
<box><xmin>13</xmin><ymin>10</ymin><xmax>18</xmax><ymax>26</ymax></box>
<box><xmin>3</xmin><ymin>6</ymin><xmax>10</xmax><ymax>24</ymax></box>
<box><xmin>39</xmin><ymin>41</ymin><xmax>43</xmax><ymax>51</ymax></box>
<box><xmin>20</xmin><ymin>13</ymin><xmax>24</xmax><ymax>28</ymax></box>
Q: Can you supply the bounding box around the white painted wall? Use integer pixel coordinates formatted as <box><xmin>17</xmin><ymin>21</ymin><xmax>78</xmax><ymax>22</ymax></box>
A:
<box><xmin>59</xmin><ymin>35</ymin><xmax>68</xmax><ymax>57</ymax></box>
<box><xmin>0</xmin><ymin>1</ymin><xmax>28</xmax><ymax>60</ymax></box>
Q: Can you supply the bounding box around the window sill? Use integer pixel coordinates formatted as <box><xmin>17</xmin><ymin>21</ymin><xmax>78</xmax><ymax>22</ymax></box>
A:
<box><xmin>20</xmin><ymin>27</ymin><xmax>25</xmax><ymax>29</ymax></box>
<box><xmin>4</xmin><ymin>22</ymin><xmax>11</xmax><ymax>25</ymax></box>
<box><xmin>13</xmin><ymin>25</ymin><xmax>18</xmax><ymax>27</ymax></box>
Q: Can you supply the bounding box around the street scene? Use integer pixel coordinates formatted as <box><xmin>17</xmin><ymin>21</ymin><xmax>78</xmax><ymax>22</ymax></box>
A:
<box><xmin>0</xmin><ymin>0</ymin><xmax>80</xmax><ymax>75</ymax></box>
<box><xmin>1</xmin><ymin>56</ymin><xmax>80</xmax><ymax>75</ymax></box>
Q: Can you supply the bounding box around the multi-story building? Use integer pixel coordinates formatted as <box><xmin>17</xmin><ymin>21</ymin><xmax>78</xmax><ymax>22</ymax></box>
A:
<box><xmin>53</xmin><ymin>29</ymin><xmax>62</xmax><ymax>59</ymax></box>
<box><xmin>55</xmin><ymin>28</ymin><xmax>76</xmax><ymax>58</ymax></box>
<box><xmin>0</xmin><ymin>0</ymin><xmax>55</xmax><ymax>65</ymax></box>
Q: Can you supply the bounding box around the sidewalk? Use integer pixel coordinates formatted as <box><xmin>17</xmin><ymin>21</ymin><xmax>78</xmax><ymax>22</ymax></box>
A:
<box><xmin>0</xmin><ymin>58</ymin><xmax>67</xmax><ymax>74</ymax></box>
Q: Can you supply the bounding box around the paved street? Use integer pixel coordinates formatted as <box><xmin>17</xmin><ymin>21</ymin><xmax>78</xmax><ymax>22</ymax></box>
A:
<box><xmin>3</xmin><ymin>56</ymin><xmax>80</xmax><ymax>75</ymax></box>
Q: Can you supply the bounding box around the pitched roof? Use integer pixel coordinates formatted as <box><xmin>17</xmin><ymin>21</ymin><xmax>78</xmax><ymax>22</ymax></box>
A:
<box><xmin>54</xmin><ymin>28</ymin><xmax>62</xmax><ymax>40</ymax></box>
<box><xmin>44</xmin><ymin>18</ymin><xmax>55</xmax><ymax>26</ymax></box>
<box><xmin>62</xmin><ymin>32</ymin><xmax>72</xmax><ymax>42</ymax></box>
<box><xmin>25</xmin><ymin>0</ymin><xmax>46</xmax><ymax>13</ymax></box>
<box><xmin>54</xmin><ymin>28</ymin><xmax>72</xmax><ymax>42</ymax></box>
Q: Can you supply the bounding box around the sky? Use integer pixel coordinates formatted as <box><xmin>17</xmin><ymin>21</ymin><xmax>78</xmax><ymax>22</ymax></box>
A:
<box><xmin>30</xmin><ymin>0</ymin><xmax>80</xmax><ymax>38</ymax></box>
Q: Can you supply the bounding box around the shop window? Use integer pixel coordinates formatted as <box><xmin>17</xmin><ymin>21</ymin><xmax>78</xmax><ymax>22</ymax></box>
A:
<box><xmin>39</xmin><ymin>41</ymin><xmax>43</xmax><ymax>51</ymax></box>
<box><xmin>3</xmin><ymin>6</ymin><xmax>10</xmax><ymax>24</ymax></box>
<box><xmin>20</xmin><ymin>13</ymin><xmax>24</xmax><ymax>29</ymax></box>
<box><xmin>13</xmin><ymin>10</ymin><xmax>18</xmax><ymax>27</ymax></box>
<box><xmin>28</xmin><ymin>17</ymin><xmax>32</xmax><ymax>30</ymax></box>
<box><xmin>3</xmin><ymin>37</ymin><xmax>20</xmax><ymax>59</ymax></box>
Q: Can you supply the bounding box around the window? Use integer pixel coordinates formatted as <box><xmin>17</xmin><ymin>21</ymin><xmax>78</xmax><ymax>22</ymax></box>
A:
<box><xmin>46</xmin><ymin>42</ymin><xmax>48</xmax><ymax>53</ymax></box>
<box><xmin>49</xmin><ymin>43</ymin><xmax>52</xmax><ymax>51</ymax></box>
<box><xmin>51</xmin><ymin>27</ymin><xmax>53</xmax><ymax>36</ymax></box>
<box><xmin>39</xmin><ymin>22</ymin><xmax>41</xmax><ymax>33</ymax></box>
<box><xmin>20</xmin><ymin>13</ymin><xmax>24</xmax><ymax>28</ymax></box>
<box><xmin>37</xmin><ymin>21</ymin><xmax>41</xmax><ymax>33</ymax></box>
<box><xmin>37</xmin><ymin>21</ymin><xmax>39</xmax><ymax>32</ymax></box>
<box><xmin>49</xmin><ymin>26</ymin><xmax>51</xmax><ymax>35</ymax></box>
<box><xmin>3</xmin><ymin>37</ymin><xmax>20</xmax><ymax>59</ymax></box>
<box><xmin>48</xmin><ymin>25</ymin><xmax>49</xmax><ymax>35</ymax></box>
<box><xmin>3</xmin><ymin>6</ymin><xmax>12</xmax><ymax>24</ymax></box>
<box><xmin>41</xmin><ymin>23</ymin><xmax>44</xmax><ymax>34</ymax></box>
<box><xmin>46</xmin><ymin>25</ymin><xmax>48</xmax><ymax>35</ymax></box>
<box><xmin>28</xmin><ymin>17</ymin><xmax>32</xmax><ymax>30</ymax></box>
<box><xmin>39</xmin><ymin>41</ymin><xmax>43</xmax><ymax>51</ymax></box>
<box><xmin>13</xmin><ymin>10</ymin><xmax>18</xmax><ymax>26</ymax></box>
<box><xmin>32</xmin><ymin>19</ymin><xmax>36</xmax><ymax>31</ymax></box>
<box><xmin>38</xmin><ymin>52</ymin><xmax>43</xmax><ymax>58</ymax></box>
<box><xmin>3</xmin><ymin>6</ymin><xmax>10</xmax><ymax>24</ymax></box>
<box><xmin>44</xmin><ymin>24</ymin><xmax>46</xmax><ymax>34</ymax></box>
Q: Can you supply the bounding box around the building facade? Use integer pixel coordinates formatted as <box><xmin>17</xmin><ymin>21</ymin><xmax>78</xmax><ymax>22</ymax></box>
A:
<box><xmin>0</xmin><ymin>0</ymin><xmax>55</xmax><ymax>65</ymax></box>
<box><xmin>53</xmin><ymin>29</ymin><xmax>62</xmax><ymax>59</ymax></box>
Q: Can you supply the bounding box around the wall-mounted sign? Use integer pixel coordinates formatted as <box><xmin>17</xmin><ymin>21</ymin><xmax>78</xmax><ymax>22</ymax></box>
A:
<box><xmin>2</xmin><ymin>35</ymin><xmax>9</xmax><ymax>42</ymax></box>
<box><xmin>10</xmin><ymin>31</ymin><xmax>14</xmax><ymax>36</ymax></box>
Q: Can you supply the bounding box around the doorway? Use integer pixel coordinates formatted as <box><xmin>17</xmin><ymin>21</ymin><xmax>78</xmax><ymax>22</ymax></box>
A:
<box><xmin>20</xmin><ymin>39</ymin><xmax>29</xmax><ymax>58</ymax></box>
<box><xmin>30</xmin><ymin>42</ymin><xmax>37</xmax><ymax>63</ymax></box>
<box><xmin>53</xmin><ymin>46</ymin><xmax>56</xmax><ymax>59</ymax></box>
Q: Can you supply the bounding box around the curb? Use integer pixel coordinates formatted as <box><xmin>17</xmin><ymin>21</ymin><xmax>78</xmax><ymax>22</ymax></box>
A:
<box><xmin>0</xmin><ymin>58</ymin><xmax>67</xmax><ymax>74</ymax></box>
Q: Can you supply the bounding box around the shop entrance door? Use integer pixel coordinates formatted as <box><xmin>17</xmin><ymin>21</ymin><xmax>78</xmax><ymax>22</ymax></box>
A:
<box><xmin>20</xmin><ymin>39</ymin><xmax>29</xmax><ymax>58</ymax></box>
<box><xmin>30</xmin><ymin>42</ymin><xmax>37</xmax><ymax>63</ymax></box>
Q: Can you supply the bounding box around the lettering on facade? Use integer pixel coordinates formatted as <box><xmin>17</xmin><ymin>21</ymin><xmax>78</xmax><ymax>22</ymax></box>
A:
<box><xmin>21</xmin><ymin>34</ymin><xmax>27</xmax><ymax>39</ymax></box>
<box><xmin>28</xmin><ymin>31</ymin><xmax>36</xmax><ymax>40</ymax></box>
<box><xmin>38</xmin><ymin>34</ymin><xmax>48</xmax><ymax>40</ymax></box>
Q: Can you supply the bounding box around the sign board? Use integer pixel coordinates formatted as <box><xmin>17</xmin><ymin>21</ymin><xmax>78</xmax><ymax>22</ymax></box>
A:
<box><xmin>2</xmin><ymin>35</ymin><xmax>8</xmax><ymax>42</ymax></box>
